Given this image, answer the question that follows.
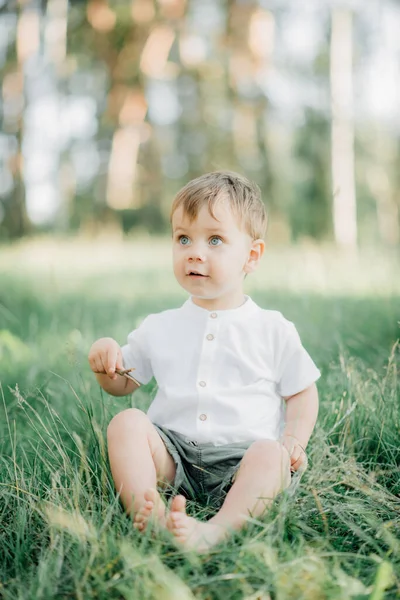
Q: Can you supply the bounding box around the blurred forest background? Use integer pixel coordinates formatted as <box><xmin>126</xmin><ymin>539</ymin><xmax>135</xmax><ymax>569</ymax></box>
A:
<box><xmin>1</xmin><ymin>0</ymin><xmax>399</xmax><ymax>247</ymax></box>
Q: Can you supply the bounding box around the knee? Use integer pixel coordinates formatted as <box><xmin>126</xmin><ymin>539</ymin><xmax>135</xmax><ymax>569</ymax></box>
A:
<box><xmin>244</xmin><ymin>439</ymin><xmax>290</xmax><ymax>471</ymax></box>
<box><xmin>107</xmin><ymin>408</ymin><xmax>148</xmax><ymax>442</ymax></box>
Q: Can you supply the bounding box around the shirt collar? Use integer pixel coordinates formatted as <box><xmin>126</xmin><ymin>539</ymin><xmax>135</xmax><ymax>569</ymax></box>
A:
<box><xmin>182</xmin><ymin>295</ymin><xmax>257</xmax><ymax>318</ymax></box>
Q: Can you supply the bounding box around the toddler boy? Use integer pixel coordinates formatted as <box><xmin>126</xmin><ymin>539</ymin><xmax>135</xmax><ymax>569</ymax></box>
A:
<box><xmin>88</xmin><ymin>171</ymin><xmax>320</xmax><ymax>552</ymax></box>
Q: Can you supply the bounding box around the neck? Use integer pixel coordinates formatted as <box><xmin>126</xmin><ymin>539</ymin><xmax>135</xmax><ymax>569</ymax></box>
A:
<box><xmin>191</xmin><ymin>291</ymin><xmax>246</xmax><ymax>311</ymax></box>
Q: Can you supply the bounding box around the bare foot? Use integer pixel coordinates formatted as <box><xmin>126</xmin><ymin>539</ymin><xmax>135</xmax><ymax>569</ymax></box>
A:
<box><xmin>166</xmin><ymin>495</ymin><xmax>228</xmax><ymax>552</ymax></box>
<box><xmin>134</xmin><ymin>488</ymin><xmax>166</xmax><ymax>532</ymax></box>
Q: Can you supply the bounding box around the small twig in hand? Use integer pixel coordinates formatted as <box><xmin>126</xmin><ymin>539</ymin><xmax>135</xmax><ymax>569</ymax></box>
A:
<box><xmin>115</xmin><ymin>368</ymin><xmax>141</xmax><ymax>387</ymax></box>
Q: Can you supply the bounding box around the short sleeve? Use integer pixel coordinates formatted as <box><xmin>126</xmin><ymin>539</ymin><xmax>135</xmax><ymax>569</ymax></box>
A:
<box><xmin>121</xmin><ymin>317</ymin><xmax>153</xmax><ymax>385</ymax></box>
<box><xmin>275</xmin><ymin>320</ymin><xmax>320</xmax><ymax>397</ymax></box>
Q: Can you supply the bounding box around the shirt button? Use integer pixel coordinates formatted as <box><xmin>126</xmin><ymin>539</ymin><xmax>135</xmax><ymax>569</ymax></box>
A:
<box><xmin>199</xmin><ymin>414</ymin><xmax>207</xmax><ymax>421</ymax></box>
<box><xmin>210</xmin><ymin>312</ymin><xmax>217</xmax><ymax>319</ymax></box>
<box><xmin>206</xmin><ymin>334</ymin><xmax>214</xmax><ymax>341</ymax></box>
<box><xmin>199</xmin><ymin>381</ymin><xmax>206</xmax><ymax>387</ymax></box>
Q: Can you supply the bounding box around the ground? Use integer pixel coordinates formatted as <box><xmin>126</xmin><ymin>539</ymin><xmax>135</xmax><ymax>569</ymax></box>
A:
<box><xmin>0</xmin><ymin>239</ymin><xmax>399</xmax><ymax>599</ymax></box>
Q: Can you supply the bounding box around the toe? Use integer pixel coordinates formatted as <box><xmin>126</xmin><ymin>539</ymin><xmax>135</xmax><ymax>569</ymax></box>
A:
<box><xmin>170</xmin><ymin>495</ymin><xmax>186</xmax><ymax>514</ymax></box>
<box><xmin>144</xmin><ymin>488</ymin><xmax>158</xmax><ymax>503</ymax></box>
<box><xmin>145</xmin><ymin>488</ymin><xmax>166</xmax><ymax>520</ymax></box>
<box><xmin>134</xmin><ymin>513</ymin><xmax>146</xmax><ymax>523</ymax></box>
<box><xmin>136</xmin><ymin>502</ymin><xmax>153</xmax><ymax>519</ymax></box>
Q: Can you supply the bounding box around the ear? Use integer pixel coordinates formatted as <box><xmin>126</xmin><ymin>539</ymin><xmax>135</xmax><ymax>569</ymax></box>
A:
<box><xmin>244</xmin><ymin>239</ymin><xmax>265</xmax><ymax>274</ymax></box>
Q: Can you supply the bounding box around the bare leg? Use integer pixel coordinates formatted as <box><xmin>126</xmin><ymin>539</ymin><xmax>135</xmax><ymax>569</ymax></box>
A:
<box><xmin>166</xmin><ymin>440</ymin><xmax>291</xmax><ymax>552</ymax></box>
<box><xmin>107</xmin><ymin>408</ymin><xmax>176</xmax><ymax>530</ymax></box>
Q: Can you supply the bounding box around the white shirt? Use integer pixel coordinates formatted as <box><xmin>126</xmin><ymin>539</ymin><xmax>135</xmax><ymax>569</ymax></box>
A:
<box><xmin>121</xmin><ymin>296</ymin><xmax>321</xmax><ymax>446</ymax></box>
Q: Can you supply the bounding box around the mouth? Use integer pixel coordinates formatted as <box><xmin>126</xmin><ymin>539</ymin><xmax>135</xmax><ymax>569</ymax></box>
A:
<box><xmin>187</xmin><ymin>271</ymin><xmax>209</xmax><ymax>278</ymax></box>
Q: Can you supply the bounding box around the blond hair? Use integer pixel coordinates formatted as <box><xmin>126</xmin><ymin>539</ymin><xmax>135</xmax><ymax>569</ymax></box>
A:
<box><xmin>170</xmin><ymin>171</ymin><xmax>267</xmax><ymax>239</ymax></box>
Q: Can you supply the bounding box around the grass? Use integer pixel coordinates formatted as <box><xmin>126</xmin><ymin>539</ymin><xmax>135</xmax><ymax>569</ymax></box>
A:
<box><xmin>0</xmin><ymin>237</ymin><xmax>399</xmax><ymax>599</ymax></box>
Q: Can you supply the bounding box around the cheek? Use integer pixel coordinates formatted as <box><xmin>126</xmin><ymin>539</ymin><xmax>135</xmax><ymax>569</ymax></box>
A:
<box><xmin>221</xmin><ymin>247</ymin><xmax>244</xmax><ymax>267</ymax></box>
<box><xmin>172</xmin><ymin>250</ymin><xmax>184</xmax><ymax>272</ymax></box>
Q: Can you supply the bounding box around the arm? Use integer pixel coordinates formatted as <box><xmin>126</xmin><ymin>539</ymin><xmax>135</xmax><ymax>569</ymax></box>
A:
<box><xmin>281</xmin><ymin>383</ymin><xmax>319</xmax><ymax>471</ymax></box>
<box><xmin>88</xmin><ymin>337</ymin><xmax>140</xmax><ymax>397</ymax></box>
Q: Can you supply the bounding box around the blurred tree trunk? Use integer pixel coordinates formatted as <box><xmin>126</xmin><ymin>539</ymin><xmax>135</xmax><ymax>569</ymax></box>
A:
<box><xmin>1</xmin><ymin>2</ymin><xmax>33</xmax><ymax>239</ymax></box>
<box><xmin>330</xmin><ymin>8</ymin><xmax>357</xmax><ymax>248</ymax></box>
<box><xmin>93</xmin><ymin>1</ymin><xmax>163</xmax><ymax>215</ymax></box>
<box><xmin>227</xmin><ymin>2</ymin><xmax>276</xmax><ymax>209</ymax></box>
<box><xmin>45</xmin><ymin>0</ymin><xmax>69</xmax><ymax>231</ymax></box>
<box><xmin>368</xmin><ymin>130</ymin><xmax>399</xmax><ymax>245</ymax></box>
<box><xmin>5</xmin><ymin>166</ymin><xmax>30</xmax><ymax>239</ymax></box>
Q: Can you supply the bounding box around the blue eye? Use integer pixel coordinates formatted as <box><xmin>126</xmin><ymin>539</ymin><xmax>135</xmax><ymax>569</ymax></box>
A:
<box><xmin>179</xmin><ymin>235</ymin><xmax>190</xmax><ymax>245</ymax></box>
<box><xmin>209</xmin><ymin>236</ymin><xmax>222</xmax><ymax>246</ymax></box>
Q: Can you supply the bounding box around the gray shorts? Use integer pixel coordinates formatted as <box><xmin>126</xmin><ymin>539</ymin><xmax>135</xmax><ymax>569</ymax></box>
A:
<box><xmin>154</xmin><ymin>424</ymin><xmax>253</xmax><ymax>510</ymax></box>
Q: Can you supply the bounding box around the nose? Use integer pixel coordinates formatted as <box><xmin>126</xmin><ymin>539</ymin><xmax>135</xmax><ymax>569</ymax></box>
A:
<box><xmin>187</xmin><ymin>243</ymin><xmax>206</xmax><ymax>262</ymax></box>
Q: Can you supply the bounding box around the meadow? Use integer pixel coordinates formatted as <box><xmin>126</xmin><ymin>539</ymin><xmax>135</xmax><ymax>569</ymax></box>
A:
<box><xmin>0</xmin><ymin>237</ymin><xmax>399</xmax><ymax>599</ymax></box>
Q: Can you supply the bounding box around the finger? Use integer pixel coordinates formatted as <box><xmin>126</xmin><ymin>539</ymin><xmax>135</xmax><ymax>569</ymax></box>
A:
<box><xmin>281</xmin><ymin>445</ymin><xmax>292</xmax><ymax>465</ymax></box>
<box><xmin>115</xmin><ymin>349</ymin><xmax>124</xmax><ymax>371</ymax></box>
<box><xmin>280</xmin><ymin>441</ymin><xmax>293</xmax><ymax>459</ymax></box>
<box><xmin>292</xmin><ymin>455</ymin><xmax>307</xmax><ymax>472</ymax></box>
<box><xmin>290</xmin><ymin>448</ymin><xmax>302</xmax><ymax>466</ymax></box>
<box><xmin>100</xmin><ymin>354</ymin><xmax>111</xmax><ymax>376</ymax></box>
<box><xmin>93</xmin><ymin>354</ymin><xmax>106</xmax><ymax>374</ymax></box>
<box><xmin>88</xmin><ymin>357</ymin><xmax>97</xmax><ymax>372</ymax></box>
<box><xmin>94</xmin><ymin>357</ymin><xmax>106</xmax><ymax>373</ymax></box>
<box><xmin>99</xmin><ymin>356</ymin><xmax>108</xmax><ymax>373</ymax></box>
<box><xmin>106</xmin><ymin>345</ymin><xmax>118</xmax><ymax>378</ymax></box>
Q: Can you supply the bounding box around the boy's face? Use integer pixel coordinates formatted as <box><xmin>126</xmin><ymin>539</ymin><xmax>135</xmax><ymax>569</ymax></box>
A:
<box><xmin>172</xmin><ymin>200</ymin><xmax>264</xmax><ymax>310</ymax></box>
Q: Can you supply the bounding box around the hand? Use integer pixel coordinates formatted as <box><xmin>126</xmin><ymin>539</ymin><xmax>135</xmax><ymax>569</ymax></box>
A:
<box><xmin>88</xmin><ymin>337</ymin><xmax>123</xmax><ymax>380</ymax></box>
<box><xmin>280</xmin><ymin>434</ymin><xmax>308</xmax><ymax>473</ymax></box>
